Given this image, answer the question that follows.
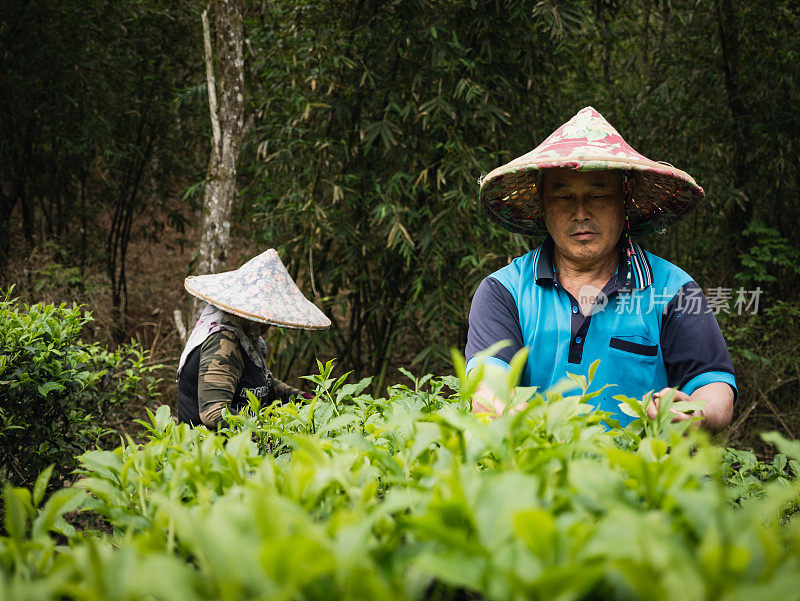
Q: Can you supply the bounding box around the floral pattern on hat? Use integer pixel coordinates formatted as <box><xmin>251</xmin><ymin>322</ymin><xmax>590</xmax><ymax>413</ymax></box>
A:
<box><xmin>184</xmin><ymin>249</ymin><xmax>331</xmax><ymax>330</ymax></box>
<box><xmin>479</xmin><ymin>107</ymin><xmax>704</xmax><ymax>237</ymax></box>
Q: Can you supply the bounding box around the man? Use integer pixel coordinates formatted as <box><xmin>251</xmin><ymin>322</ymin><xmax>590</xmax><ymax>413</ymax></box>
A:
<box><xmin>466</xmin><ymin>107</ymin><xmax>736</xmax><ymax>429</ymax></box>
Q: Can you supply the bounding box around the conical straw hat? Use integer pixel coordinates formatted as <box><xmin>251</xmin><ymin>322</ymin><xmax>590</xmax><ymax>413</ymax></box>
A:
<box><xmin>184</xmin><ymin>249</ymin><xmax>331</xmax><ymax>329</ymax></box>
<box><xmin>479</xmin><ymin>106</ymin><xmax>704</xmax><ymax>237</ymax></box>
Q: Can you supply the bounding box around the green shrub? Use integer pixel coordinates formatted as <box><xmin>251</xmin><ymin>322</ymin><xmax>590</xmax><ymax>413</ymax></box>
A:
<box><xmin>0</xmin><ymin>289</ymin><xmax>161</xmax><ymax>487</ymax></box>
<box><xmin>722</xmin><ymin>300</ymin><xmax>800</xmax><ymax>448</ymax></box>
<box><xmin>2</xmin><ymin>355</ymin><xmax>799</xmax><ymax>600</ymax></box>
<box><xmin>735</xmin><ymin>221</ymin><xmax>800</xmax><ymax>299</ymax></box>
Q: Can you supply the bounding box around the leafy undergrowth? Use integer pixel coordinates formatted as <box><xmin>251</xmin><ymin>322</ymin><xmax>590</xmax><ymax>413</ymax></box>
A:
<box><xmin>0</xmin><ymin>290</ymin><xmax>162</xmax><ymax>488</ymax></box>
<box><xmin>2</xmin><ymin>355</ymin><xmax>800</xmax><ymax>601</ymax></box>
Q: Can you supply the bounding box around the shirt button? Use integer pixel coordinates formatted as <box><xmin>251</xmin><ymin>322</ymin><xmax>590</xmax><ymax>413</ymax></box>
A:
<box><xmin>572</xmin><ymin>306</ymin><xmax>579</xmax><ymax>314</ymax></box>
<box><xmin>575</xmin><ymin>336</ymin><xmax>582</xmax><ymax>344</ymax></box>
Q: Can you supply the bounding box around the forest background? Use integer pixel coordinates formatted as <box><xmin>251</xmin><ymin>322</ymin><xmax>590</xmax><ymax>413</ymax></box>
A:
<box><xmin>2</xmin><ymin>0</ymin><xmax>799</xmax><ymax>456</ymax></box>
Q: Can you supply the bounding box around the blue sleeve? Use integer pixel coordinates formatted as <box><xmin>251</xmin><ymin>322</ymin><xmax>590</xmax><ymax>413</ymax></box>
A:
<box><xmin>660</xmin><ymin>281</ymin><xmax>737</xmax><ymax>400</ymax></box>
<box><xmin>465</xmin><ymin>276</ymin><xmax>523</xmax><ymax>372</ymax></box>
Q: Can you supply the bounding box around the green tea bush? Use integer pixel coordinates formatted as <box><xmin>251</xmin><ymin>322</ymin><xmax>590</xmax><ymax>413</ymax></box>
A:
<box><xmin>0</xmin><ymin>290</ymin><xmax>161</xmax><ymax>487</ymax></box>
<box><xmin>2</xmin><ymin>354</ymin><xmax>800</xmax><ymax>600</ymax></box>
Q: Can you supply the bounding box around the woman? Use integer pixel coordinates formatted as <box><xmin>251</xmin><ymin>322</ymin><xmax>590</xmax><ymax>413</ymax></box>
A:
<box><xmin>177</xmin><ymin>249</ymin><xmax>331</xmax><ymax>428</ymax></box>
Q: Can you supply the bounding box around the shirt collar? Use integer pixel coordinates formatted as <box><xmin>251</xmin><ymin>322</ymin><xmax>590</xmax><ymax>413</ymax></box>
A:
<box><xmin>533</xmin><ymin>235</ymin><xmax>556</xmax><ymax>282</ymax></box>
<box><xmin>533</xmin><ymin>234</ymin><xmax>653</xmax><ymax>291</ymax></box>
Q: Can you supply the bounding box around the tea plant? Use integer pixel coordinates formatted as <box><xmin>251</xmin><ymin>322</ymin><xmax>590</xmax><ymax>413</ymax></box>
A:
<box><xmin>0</xmin><ymin>290</ymin><xmax>162</xmax><ymax>487</ymax></box>
<box><xmin>2</xmin><ymin>352</ymin><xmax>799</xmax><ymax>600</ymax></box>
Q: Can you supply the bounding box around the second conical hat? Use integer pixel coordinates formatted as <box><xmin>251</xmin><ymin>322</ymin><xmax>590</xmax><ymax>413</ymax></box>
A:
<box><xmin>184</xmin><ymin>249</ymin><xmax>331</xmax><ymax>329</ymax></box>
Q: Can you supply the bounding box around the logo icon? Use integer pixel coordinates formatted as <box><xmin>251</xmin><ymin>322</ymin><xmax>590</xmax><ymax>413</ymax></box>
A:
<box><xmin>578</xmin><ymin>285</ymin><xmax>608</xmax><ymax>315</ymax></box>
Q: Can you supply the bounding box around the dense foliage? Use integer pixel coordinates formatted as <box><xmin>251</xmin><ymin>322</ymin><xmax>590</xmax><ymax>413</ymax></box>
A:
<box><xmin>247</xmin><ymin>0</ymin><xmax>556</xmax><ymax>386</ymax></box>
<box><xmin>721</xmin><ymin>301</ymin><xmax>800</xmax><ymax>446</ymax></box>
<box><xmin>2</xmin><ymin>4</ymin><xmax>798</xmax><ymax>596</ymax></box>
<box><xmin>243</xmin><ymin>0</ymin><xmax>800</xmax><ymax>390</ymax></box>
<box><xmin>2</xmin><ymin>358</ymin><xmax>799</xmax><ymax>600</ymax></box>
<box><xmin>0</xmin><ymin>292</ymin><xmax>161</xmax><ymax>488</ymax></box>
<box><xmin>2</xmin><ymin>1</ymin><xmax>799</xmax><ymax>439</ymax></box>
<box><xmin>0</xmin><ymin>0</ymin><xmax>204</xmax><ymax>336</ymax></box>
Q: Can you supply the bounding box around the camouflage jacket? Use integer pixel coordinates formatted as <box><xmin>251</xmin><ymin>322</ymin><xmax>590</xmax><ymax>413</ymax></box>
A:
<box><xmin>177</xmin><ymin>329</ymin><xmax>306</xmax><ymax>428</ymax></box>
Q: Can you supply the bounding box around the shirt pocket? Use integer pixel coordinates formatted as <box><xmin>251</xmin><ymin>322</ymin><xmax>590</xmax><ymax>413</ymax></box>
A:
<box><xmin>606</xmin><ymin>336</ymin><xmax>661</xmax><ymax>398</ymax></box>
<box><xmin>609</xmin><ymin>336</ymin><xmax>658</xmax><ymax>357</ymax></box>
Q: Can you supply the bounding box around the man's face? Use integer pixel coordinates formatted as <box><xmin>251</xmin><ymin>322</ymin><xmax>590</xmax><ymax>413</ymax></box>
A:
<box><xmin>542</xmin><ymin>168</ymin><xmax>625</xmax><ymax>265</ymax></box>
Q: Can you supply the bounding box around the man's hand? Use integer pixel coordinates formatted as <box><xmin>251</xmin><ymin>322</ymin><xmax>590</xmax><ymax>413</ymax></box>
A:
<box><xmin>471</xmin><ymin>395</ymin><xmax>494</xmax><ymax>415</ymax></box>
<box><xmin>646</xmin><ymin>382</ymin><xmax>733</xmax><ymax>431</ymax></box>
<box><xmin>646</xmin><ymin>388</ymin><xmax>695</xmax><ymax>422</ymax></box>
<box><xmin>471</xmin><ymin>382</ymin><xmax>528</xmax><ymax>419</ymax></box>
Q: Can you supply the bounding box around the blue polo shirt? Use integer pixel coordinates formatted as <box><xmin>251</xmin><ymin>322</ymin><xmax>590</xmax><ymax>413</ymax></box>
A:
<box><xmin>465</xmin><ymin>236</ymin><xmax>737</xmax><ymax>425</ymax></box>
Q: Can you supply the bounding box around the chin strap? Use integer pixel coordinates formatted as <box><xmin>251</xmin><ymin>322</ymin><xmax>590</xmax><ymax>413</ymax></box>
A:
<box><xmin>621</xmin><ymin>171</ymin><xmax>633</xmax><ymax>258</ymax></box>
<box><xmin>620</xmin><ymin>171</ymin><xmax>634</xmax><ymax>284</ymax></box>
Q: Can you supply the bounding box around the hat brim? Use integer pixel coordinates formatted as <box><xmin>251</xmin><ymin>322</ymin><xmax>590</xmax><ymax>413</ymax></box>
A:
<box><xmin>184</xmin><ymin>279</ymin><xmax>331</xmax><ymax>330</ymax></box>
<box><xmin>480</xmin><ymin>159</ymin><xmax>704</xmax><ymax>238</ymax></box>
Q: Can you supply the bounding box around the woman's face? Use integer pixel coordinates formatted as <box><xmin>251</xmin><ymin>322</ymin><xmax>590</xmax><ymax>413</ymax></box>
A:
<box><xmin>228</xmin><ymin>314</ymin><xmax>269</xmax><ymax>338</ymax></box>
<box><xmin>245</xmin><ymin>320</ymin><xmax>270</xmax><ymax>338</ymax></box>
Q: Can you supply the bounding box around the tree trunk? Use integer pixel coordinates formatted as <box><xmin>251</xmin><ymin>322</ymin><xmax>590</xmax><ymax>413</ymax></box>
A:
<box><xmin>714</xmin><ymin>0</ymin><xmax>754</xmax><ymax>240</ymax></box>
<box><xmin>194</xmin><ymin>0</ymin><xmax>245</xmax><ymax>320</ymax></box>
<box><xmin>0</xmin><ymin>191</ymin><xmax>16</xmax><ymax>273</ymax></box>
<box><xmin>641</xmin><ymin>0</ymin><xmax>651</xmax><ymax>76</ymax></box>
